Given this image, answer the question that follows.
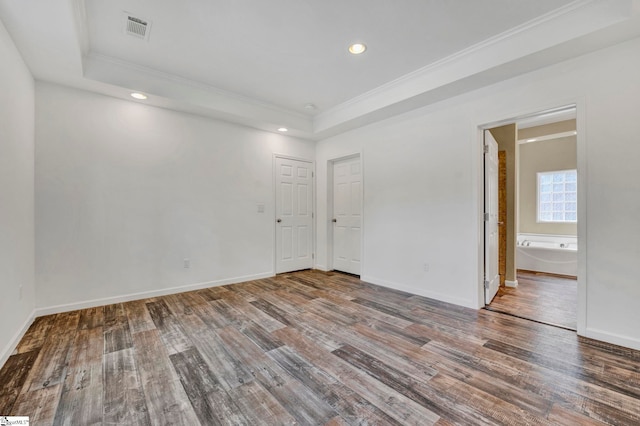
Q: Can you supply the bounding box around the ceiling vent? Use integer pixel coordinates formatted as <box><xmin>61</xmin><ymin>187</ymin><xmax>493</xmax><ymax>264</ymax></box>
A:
<box><xmin>123</xmin><ymin>12</ymin><xmax>152</xmax><ymax>41</ymax></box>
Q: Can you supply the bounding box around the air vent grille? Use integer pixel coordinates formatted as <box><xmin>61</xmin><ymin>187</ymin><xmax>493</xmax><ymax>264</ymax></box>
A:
<box><xmin>123</xmin><ymin>13</ymin><xmax>151</xmax><ymax>41</ymax></box>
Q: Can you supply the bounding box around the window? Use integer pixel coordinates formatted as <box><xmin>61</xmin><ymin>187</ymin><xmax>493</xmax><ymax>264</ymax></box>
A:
<box><xmin>537</xmin><ymin>170</ymin><xmax>577</xmax><ymax>223</ymax></box>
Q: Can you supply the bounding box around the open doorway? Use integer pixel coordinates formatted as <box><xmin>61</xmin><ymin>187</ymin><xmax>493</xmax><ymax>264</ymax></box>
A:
<box><xmin>484</xmin><ymin>107</ymin><xmax>578</xmax><ymax>330</ymax></box>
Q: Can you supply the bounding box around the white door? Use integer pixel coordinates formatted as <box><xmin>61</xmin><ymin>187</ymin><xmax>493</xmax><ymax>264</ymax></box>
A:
<box><xmin>275</xmin><ymin>157</ymin><xmax>313</xmax><ymax>273</ymax></box>
<box><xmin>332</xmin><ymin>156</ymin><xmax>362</xmax><ymax>275</ymax></box>
<box><xmin>484</xmin><ymin>130</ymin><xmax>500</xmax><ymax>304</ymax></box>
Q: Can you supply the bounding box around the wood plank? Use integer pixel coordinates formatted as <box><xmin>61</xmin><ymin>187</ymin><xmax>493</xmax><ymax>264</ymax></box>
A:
<box><xmin>183</xmin><ymin>320</ymin><xmax>255</xmax><ymax>391</ymax></box>
<box><xmin>489</xmin><ymin>270</ymin><xmax>577</xmax><ymax>330</ymax></box>
<box><xmin>3</xmin><ymin>270</ymin><xmax>640</xmax><ymax>425</ymax></box>
<box><xmin>191</xmin><ymin>298</ymin><xmax>235</xmax><ymax>329</ymax></box>
<box><xmin>423</xmin><ymin>336</ymin><xmax>640</xmax><ymax>424</ymax></box>
<box><xmin>249</xmin><ymin>298</ymin><xmax>294</xmax><ymax>326</ymax></box>
<box><xmin>227</xmin><ymin>380</ymin><xmax>297</xmax><ymax>426</ymax></box>
<box><xmin>21</xmin><ymin>311</ymin><xmax>79</xmax><ymax>392</ymax></box>
<box><xmin>367</xmin><ymin>319</ymin><xmax>431</xmax><ymax>346</ymax></box>
<box><xmin>103</xmin><ymin>303</ymin><xmax>133</xmax><ymax>354</ymax></box>
<box><xmin>15</xmin><ymin>316</ymin><xmax>53</xmax><ymax>354</ymax></box>
<box><xmin>304</xmin><ymin>298</ymin><xmax>358</xmax><ymax>327</ymax></box>
<box><xmin>332</xmin><ymin>344</ymin><xmax>473</xmax><ymax>424</ymax></box>
<box><xmin>547</xmin><ymin>403</ymin><xmax>608</xmax><ymax>425</ymax></box>
<box><xmin>53</xmin><ymin>327</ymin><xmax>103</xmax><ymax>426</ymax></box>
<box><xmin>484</xmin><ymin>339</ymin><xmax>640</xmax><ymax>400</ymax></box>
<box><xmin>208</xmin><ymin>298</ymin><xmax>250</xmax><ymax>327</ymax></box>
<box><xmin>169</xmin><ymin>347</ymin><xmax>249</xmax><ymax>425</ymax></box>
<box><xmin>419</xmin><ymin>340</ymin><xmax>554</xmax><ymax>418</ymax></box>
<box><xmin>303</xmin><ymin>313</ymin><xmax>440</xmax><ymax>385</ymax></box>
<box><xmin>257</xmin><ymin>290</ymin><xmax>307</xmax><ymax>315</ymax></box>
<box><xmin>196</xmin><ymin>285</ymin><xmax>233</xmax><ymax>302</ymax></box>
<box><xmin>267</xmin><ymin>345</ymin><xmax>404</xmax><ymax>426</ymax></box>
<box><xmin>0</xmin><ymin>350</ymin><xmax>39</xmax><ymax>414</ymax></box>
<box><xmin>288</xmin><ymin>311</ymin><xmax>344</xmax><ymax>351</ymax></box>
<box><xmin>124</xmin><ymin>299</ymin><xmax>156</xmax><ymax>334</ymax></box>
<box><xmin>146</xmin><ymin>300</ymin><xmax>193</xmax><ymax>355</ymax></box>
<box><xmin>428</xmin><ymin>373</ymin><xmax>555</xmax><ymax>425</ymax></box>
<box><xmin>11</xmin><ymin>384</ymin><xmax>62</xmax><ymax>424</ymax></box>
<box><xmin>222</xmin><ymin>296</ymin><xmax>286</xmax><ymax>333</ymax></box>
<box><xmin>77</xmin><ymin>306</ymin><xmax>104</xmax><ymax>330</ymax></box>
<box><xmin>103</xmin><ymin>347</ymin><xmax>151</xmax><ymax>425</ymax></box>
<box><xmin>272</xmin><ymin>326</ymin><xmax>442</xmax><ymax>425</ymax></box>
<box><xmin>132</xmin><ymin>330</ymin><xmax>200</xmax><ymax>426</ymax></box>
<box><xmin>324</xmin><ymin>416</ymin><xmax>350</xmax><ymax>426</ymax></box>
<box><xmin>163</xmin><ymin>290</ymin><xmax>208</xmax><ymax>316</ymax></box>
<box><xmin>217</xmin><ymin>326</ymin><xmax>338</xmax><ymax>425</ymax></box>
<box><xmin>238</xmin><ymin>321</ymin><xmax>284</xmax><ymax>352</ymax></box>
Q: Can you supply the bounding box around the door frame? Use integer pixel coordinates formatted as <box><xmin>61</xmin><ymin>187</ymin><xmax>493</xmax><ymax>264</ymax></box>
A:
<box><xmin>326</xmin><ymin>152</ymin><xmax>364</xmax><ymax>274</ymax></box>
<box><xmin>475</xmin><ymin>100</ymin><xmax>586</xmax><ymax>336</ymax></box>
<box><xmin>273</xmin><ymin>153</ymin><xmax>316</xmax><ymax>274</ymax></box>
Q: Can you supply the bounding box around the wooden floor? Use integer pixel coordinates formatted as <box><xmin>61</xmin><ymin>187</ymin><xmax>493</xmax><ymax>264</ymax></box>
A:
<box><xmin>1</xmin><ymin>271</ymin><xmax>639</xmax><ymax>425</ymax></box>
<box><xmin>489</xmin><ymin>270</ymin><xmax>578</xmax><ymax>330</ymax></box>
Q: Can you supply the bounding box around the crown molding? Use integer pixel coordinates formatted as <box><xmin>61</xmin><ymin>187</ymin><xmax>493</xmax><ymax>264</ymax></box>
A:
<box><xmin>57</xmin><ymin>0</ymin><xmax>640</xmax><ymax>140</ymax></box>
<box><xmin>314</xmin><ymin>0</ymin><xmax>634</xmax><ymax>134</ymax></box>
<box><xmin>85</xmin><ymin>53</ymin><xmax>309</xmax><ymax>119</ymax></box>
<box><xmin>82</xmin><ymin>52</ymin><xmax>314</xmax><ymax>136</ymax></box>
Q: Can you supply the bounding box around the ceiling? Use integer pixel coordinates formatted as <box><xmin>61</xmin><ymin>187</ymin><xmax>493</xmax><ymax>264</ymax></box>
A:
<box><xmin>1</xmin><ymin>0</ymin><xmax>639</xmax><ymax>140</ymax></box>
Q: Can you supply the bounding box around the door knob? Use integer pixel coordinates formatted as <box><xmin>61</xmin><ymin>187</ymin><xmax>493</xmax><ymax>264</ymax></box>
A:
<box><xmin>276</xmin><ymin>218</ymin><xmax>282</xmax><ymax>223</ymax></box>
<box><xmin>332</xmin><ymin>218</ymin><xmax>337</xmax><ymax>223</ymax></box>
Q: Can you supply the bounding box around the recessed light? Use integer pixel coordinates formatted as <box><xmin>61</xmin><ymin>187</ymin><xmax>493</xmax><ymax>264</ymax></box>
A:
<box><xmin>572</xmin><ymin>131</ymin><xmax>577</xmax><ymax>135</ymax></box>
<box><xmin>304</xmin><ymin>103</ymin><xmax>317</xmax><ymax>110</ymax></box>
<box><xmin>278</xmin><ymin>127</ymin><xmax>288</xmax><ymax>132</ymax></box>
<box><xmin>348</xmin><ymin>43</ymin><xmax>367</xmax><ymax>55</ymax></box>
<box><xmin>131</xmin><ymin>92</ymin><xmax>147</xmax><ymax>100</ymax></box>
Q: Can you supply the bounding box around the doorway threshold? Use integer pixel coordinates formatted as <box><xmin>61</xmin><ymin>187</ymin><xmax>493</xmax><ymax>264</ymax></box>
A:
<box><xmin>484</xmin><ymin>306</ymin><xmax>577</xmax><ymax>332</ymax></box>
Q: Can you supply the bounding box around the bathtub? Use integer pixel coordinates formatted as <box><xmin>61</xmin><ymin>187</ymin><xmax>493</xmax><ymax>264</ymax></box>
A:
<box><xmin>516</xmin><ymin>233</ymin><xmax>577</xmax><ymax>277</ymax></box>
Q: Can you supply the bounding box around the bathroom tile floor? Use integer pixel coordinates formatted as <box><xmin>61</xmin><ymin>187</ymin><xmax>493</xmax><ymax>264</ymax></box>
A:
<box><xmin>488</xmin><ymin>270</ymin><xmax>577</xmax><ymax>330</ymax></box>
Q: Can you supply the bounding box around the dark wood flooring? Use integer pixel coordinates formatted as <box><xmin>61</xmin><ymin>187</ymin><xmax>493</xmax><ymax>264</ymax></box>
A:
<box><xmin>1</xmin><ymin>270</ymin><xmax>639</xmax><ymax>425</ymax></box>
<box><xmin>489</xmin><ymin>270</ymin><xmax>578</xmax><ymax>330</ymax></box>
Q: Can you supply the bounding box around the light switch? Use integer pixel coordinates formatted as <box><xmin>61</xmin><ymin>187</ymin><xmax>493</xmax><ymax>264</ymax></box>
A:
<box><xmin>257</xmin><ymin>203</ymin><xmax>265</xmax><ymax>213</ymax></box>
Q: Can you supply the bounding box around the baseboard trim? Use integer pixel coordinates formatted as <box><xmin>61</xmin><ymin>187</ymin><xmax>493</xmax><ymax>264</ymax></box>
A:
<box><xmin>583</xmin><ymin>327</ymin><xmax>640</xmax><ymax>351</ymax></box>
<box><xmin>361</xmin><ymin>275</ymin><xmax>475</xmax><ymax>309</ymax></box>
<box><xmin>314</xmin><ymin>264</ymin><xmax>329</xmax><ymax>272</ymax></box>
<box><xmin>505</xmin><ymin>279</ymin><xmax>518</xmax><ymax>288</ymax></box>
<box><xmin>35</xmin><ymin>272</ymin><xmax>275</xmax><ymax>317</ymax></box>
<box><xmin>0</xmin><ymin>309</ymin><xmax>36</xmax><ymax>369</ymax></box>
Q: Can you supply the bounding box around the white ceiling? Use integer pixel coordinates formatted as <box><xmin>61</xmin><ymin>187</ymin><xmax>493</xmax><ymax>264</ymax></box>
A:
<box><xmin>1</xmin><ymin>0</ymin><xmax>640</xmax><ymax>139</ymax></box>
<box><xmin>86</xmin><ymin>0</ymin><xmax>574</xmax><ymax>114</ymax></box>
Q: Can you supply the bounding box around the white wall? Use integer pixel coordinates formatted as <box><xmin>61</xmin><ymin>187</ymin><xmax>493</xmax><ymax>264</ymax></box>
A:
<box><xmin>316</xmin><ymin>108</ymin><xmax>478</xmax><ymax>308</ymax></box>
<box><xmin>0</xmin><ymin>19</ymin><xmax>35</xmax><ymax>365</ymax></box>
<box><xmin>316</xmin><ymin>36</ymin><xmax>640</xmax><ymax>350</ymax></box>
<box><xmin>35</xmin><ymin>82</ymin><xmax>314</xmax><ymax>311</ymax></box>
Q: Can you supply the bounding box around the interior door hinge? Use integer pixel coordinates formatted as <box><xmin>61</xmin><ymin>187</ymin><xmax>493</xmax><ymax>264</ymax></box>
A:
<box><xmin>483</xmin><ymin>144</ymin><xmax>489</xmax><ymax>154</ymax></box>
<box><xmin>484</xmin><ymin>212</ymin><xmax>489</xmax><ymax>221</ymax></box>
<box><xmin>312</xmin><ymin>253</ymin><xmax>315</xmax><ymax>259</ymax></box>
<box><xmin>484</xmin><ymin>280</ymin><xmax>489</xmax><ymax>289</ymax></box>
<box><xmin>312</xmin><ymin>171</ymin><xmax>314</xmax><ymax>178</ymax></box>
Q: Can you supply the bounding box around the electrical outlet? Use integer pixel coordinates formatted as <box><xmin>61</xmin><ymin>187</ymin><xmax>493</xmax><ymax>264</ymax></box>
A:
<box><xmin>184</xmin><ymin>258</ymin><xmax>190</xmax><ymax>268</ymax></box>
<box><xmin>423</xmin><ymin>263</ymin><xmax>429</xmax><ymax>272</ymax></box>
<box><xmin>19</xmin><ymin>283</ymin><xmax>23</xmax><ymax>299</ymax></box>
